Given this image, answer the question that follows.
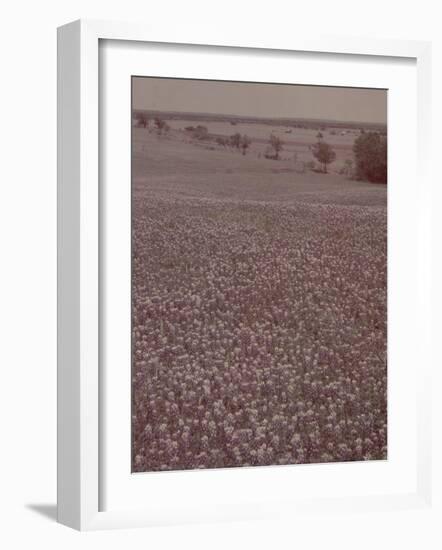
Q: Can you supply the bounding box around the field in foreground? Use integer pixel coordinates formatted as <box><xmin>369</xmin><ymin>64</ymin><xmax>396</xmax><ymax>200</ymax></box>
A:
<box><xmin>132</xmin><ymin>125</ymin><xmax>387</xmax><ymax>472</ymax></box>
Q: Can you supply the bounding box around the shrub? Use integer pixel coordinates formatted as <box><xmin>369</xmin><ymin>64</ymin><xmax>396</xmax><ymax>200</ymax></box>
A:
<box><xmin>136</xmin><ymin>112</ymin><xmax>149</xmax><ymax>128</ymax></box>
<box><xmin>240</xmin><ymin>135</ymin><xmax>251</xmax><ymax>155</ymax></box>
<box><xmin>192</xmin><ymin>125</ymin><xmax>209</xmax><ymax>140</ymax></box>
<box><xmin>154</xmin><ymin>117</ymin><xmax>167</xmax><ymax>135</ymax></box>
<box><xmin>230</xmin><ymin>132</ymin><xmax>242</xmax><ymax>149</ymax></box>
<box><xmin>269</xmin><ymin>134</ymin><xmax>283</xmax><ymax>160</ymax></box>
<box><xmin>353</xmin><ymin>132</ymin><xmax>387</xmax><ymax>183</ymax></box>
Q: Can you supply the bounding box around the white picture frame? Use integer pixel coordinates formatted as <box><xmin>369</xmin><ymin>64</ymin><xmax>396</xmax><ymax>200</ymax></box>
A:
<box><xmin>57</xmin><ymin>19</ymin><xmax>433</xmax><ymax>531</ymax></box>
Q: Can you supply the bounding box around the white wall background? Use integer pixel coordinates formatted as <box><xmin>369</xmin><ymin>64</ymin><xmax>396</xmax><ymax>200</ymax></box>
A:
<box><xmin>0</xmin><ymin>0</ymin><xmax>440</xmax><ymax>547</ymax></box>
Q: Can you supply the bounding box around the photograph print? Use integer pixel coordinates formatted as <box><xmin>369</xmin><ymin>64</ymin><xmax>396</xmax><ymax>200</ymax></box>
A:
<box><xmin>131</xmin><ymin>77</ymin><xmax>387</xmax><ymax>473</ymax></box>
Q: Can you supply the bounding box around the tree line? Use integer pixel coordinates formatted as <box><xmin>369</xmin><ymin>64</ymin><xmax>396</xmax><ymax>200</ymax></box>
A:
<box><xmin>267</xmin><ymin>130</ymin><xmax>387</xmax><ymax>183</ymax></box>
<box><xmin>135</xmin><ymin>113</ymin><xmax>170</xmax><ymax>136</ymax></box>
<box><xmin>135</xmin><ymin>113</ymin><xmax>387</xmax><ymax>183</ymax></box>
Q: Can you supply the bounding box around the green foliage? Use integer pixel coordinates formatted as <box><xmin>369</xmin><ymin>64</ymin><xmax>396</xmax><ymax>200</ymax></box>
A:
<box><xmin>353</xmin><ymin>132</ymin><xmax>387</xmax><ymax>183</ymax></box>
<box><xmin>311</xmin><ymin>141</ymin><xmax>336</xmax><ymax>173</ymax></box>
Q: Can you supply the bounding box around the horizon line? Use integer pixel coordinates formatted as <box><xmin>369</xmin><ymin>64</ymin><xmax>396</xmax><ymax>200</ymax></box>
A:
<box><xmin>132</xmin><ymin>108</ymin><xmax>387</xmax><ymax>127</ymax></box>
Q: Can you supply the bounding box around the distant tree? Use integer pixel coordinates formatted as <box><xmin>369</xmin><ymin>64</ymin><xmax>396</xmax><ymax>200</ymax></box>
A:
<box><xmin>230</xmin><ymin>132</ymin><xmax>242</xmax><ymax>150</ymax></box>
<box><xmin>154</xmin><ymin>117</ymin><xmax>167</xmax><ymax>135</ymax></box>
<box><xmin>269</xmin><ymin>134</ymin><xmax>283</xmax><ymax>160</ymax></box>
<box><xmin>240</xmin><ymin>135</ymin><xmax>251</xmax><ymax>155</ymax></box>
<box><xmin>312</xmin><ymin>141</ymin><xmax>336</xmax><ymax>173</ymax></box>
<box><xmin>353</xmin><ymin>131</ymin><xmax>387</xmax><ymax>183</ymax></box>
<box><xmin>316</xmin><ymin>131</ymin><xmax>323</xmax><ymax>141</ymax></box>
<box><xmin>136</xmin><ymin>112</ymin><xmax>149</xmax><ymax>128</ymax></box>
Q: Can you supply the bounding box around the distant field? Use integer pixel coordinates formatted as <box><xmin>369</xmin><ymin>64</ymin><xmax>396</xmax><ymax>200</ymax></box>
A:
<box><xmin>131</xmin><ymin>121</ymin><xmax>387</xmax><ymax>473</ymax></box>
<box><xmin>134</xmin><ymin>118</ymin><xmax>362</xmax><ymax>169</ymax></box>
<box><xmin>167</xmin><ymin>118</ymin><xmax>358</xmax><ymax>145</ymax></box>
<box><xmin>132</xmin><ymin>126</ymin><xmax>385</xmax><ymax>205</ymax></box>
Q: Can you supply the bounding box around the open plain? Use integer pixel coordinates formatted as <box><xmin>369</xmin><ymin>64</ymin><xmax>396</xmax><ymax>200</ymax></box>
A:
<box><xmin>131</xmin><ymin>118</ymin><xmax>387</xmax><ymax>472</ymax></box>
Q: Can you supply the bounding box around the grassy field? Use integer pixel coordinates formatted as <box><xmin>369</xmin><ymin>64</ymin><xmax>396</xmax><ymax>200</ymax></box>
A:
<box><xmin>131</xmin><ymin>121</ymin><xmax>387</xmax><ymax>473</ymax></box>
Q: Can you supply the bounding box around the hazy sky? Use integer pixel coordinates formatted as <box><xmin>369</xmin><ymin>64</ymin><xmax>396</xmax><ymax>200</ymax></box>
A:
<box><xmin>132</xmin><ymin>77</ymin><xmax>387</xmax><ymax>124</ymax></box>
